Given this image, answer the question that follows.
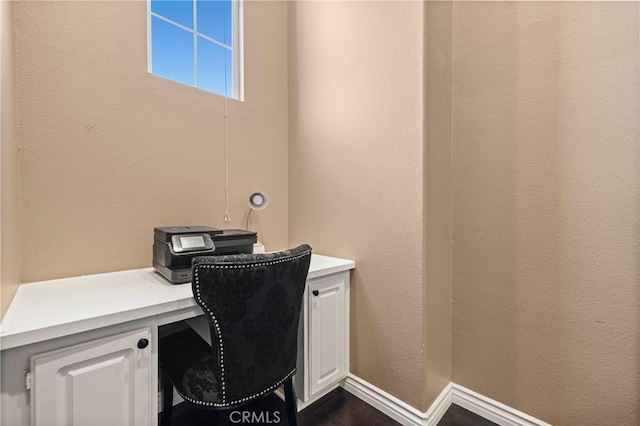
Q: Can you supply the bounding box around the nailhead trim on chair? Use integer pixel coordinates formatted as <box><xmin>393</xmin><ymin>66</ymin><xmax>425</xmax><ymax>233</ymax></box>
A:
<box><xmin>172</xmin><ymin>368</ymin><xmax>296</xmax><ymax>408</ymax></box>
<box><xmin>192</xmin><ymin>282</ymin><xmax>227</xmax><ymax>402</ymax></box>
<box><xmin>191</xmin><ymin>248</ymin><xmax>310</xmax><ymax>407</ymax></box>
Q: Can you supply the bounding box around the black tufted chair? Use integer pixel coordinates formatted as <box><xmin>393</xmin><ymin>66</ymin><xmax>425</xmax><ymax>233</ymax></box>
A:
<box><xmin>159</xmin><ymin>244</ymin><xmax>312</xmax><ymax>426</ymax></box>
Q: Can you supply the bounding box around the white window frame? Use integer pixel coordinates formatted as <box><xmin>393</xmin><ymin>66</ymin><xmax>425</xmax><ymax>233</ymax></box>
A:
<box><xmin>147</xmin><ymin>0</ymin><xmax>244</xmax><ymax>101</ymax></box>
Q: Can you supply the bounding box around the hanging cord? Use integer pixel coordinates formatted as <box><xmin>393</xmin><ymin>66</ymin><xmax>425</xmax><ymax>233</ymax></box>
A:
<box><xmin>223</xmin><ymin>18</ymin><xmax>231</xmax><ymax>227</ymax></box>
<box><xmin>223</xmin><ymin>95</ymin><xmax>230</xmax><ymax>226</ymax></box>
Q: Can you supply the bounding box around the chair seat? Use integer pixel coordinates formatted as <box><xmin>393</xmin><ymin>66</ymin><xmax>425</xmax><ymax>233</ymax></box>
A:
<box><xmin>181</xmin><ymin>355</ymin><xmax>222</xmax><ymax>404</ymax></box>
<box><xmin>160</xmin><ymin>327</ymin><xmax>223</xmax><ymax>406</ymax></box>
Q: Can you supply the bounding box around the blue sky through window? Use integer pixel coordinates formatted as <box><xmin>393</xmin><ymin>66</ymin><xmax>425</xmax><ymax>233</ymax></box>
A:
<box><xmin>197</xmin><ymin>37</ymin><xmax>232</xmax><ymax>96</ymax></box>
<box><xmin>151</xmin><ymin>16</ymin><xmax>194</xmax><ymax>86</ymax></box>
<box><xmin>151</xmin><ymin>0</ymin><xmax>193</xmax><ymax>28</ymax></box>
<box><xmin>197</xmin><ymin>0</ymin><xmax>231</xmax><ymax>45</ymax></box>
<box><xmin>150</xmin><ymin>0</ymin><xmax>234</xmax><ymax>98</ymax></box>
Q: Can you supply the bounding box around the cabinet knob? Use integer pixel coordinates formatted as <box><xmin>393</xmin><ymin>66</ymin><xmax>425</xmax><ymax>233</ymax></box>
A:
<box><xmin>137</xmin><ymin>338</ymin><xmax>149</xmax><ymax>349</ymax></box>
<box><xmin>312</xmin><ymin>290</ymin><xmax>319</xmax><ymax>297</ymax></box>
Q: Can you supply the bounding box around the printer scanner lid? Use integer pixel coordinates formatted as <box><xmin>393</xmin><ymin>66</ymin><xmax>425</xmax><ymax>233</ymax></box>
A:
<box><xmin>154</xmin><ymin>226</ymin><xmax>223</xmax><ymax>242</ymax></box>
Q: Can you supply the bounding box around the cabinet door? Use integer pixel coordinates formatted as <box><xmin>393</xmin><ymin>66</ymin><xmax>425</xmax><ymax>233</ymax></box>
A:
<box><xmin>309</xmin><ymin>274</ymin><xmax>347</xmax><ymax>397</ymax></box>
<box><xmin>31</xmin><ymin>327</ymin><xmax>152</xmax><ymax>426</ymax></box>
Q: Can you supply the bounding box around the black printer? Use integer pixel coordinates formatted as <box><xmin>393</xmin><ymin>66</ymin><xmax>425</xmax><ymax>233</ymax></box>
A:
<box><xmin>153</xmin><ymin>226</ymin><xmax>257</xmax><ymax>284</ymax></box>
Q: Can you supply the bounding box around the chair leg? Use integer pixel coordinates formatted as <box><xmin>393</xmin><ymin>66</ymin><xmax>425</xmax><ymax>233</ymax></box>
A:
<box><xmin>161</xmin><ymin>368</ymin><xmax>174</xmax><ymax>426</ymax></box>
<box><xmin>284</xmin><ymin>377</ymin><xmax>298</xmax><ymax>426</ymax></box>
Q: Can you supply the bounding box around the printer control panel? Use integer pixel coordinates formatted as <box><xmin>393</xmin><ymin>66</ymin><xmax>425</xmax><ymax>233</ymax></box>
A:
<box><xmin>170</xmin><ymin>234</ymin><xmax>215</xmax><ymax>254</ymax></box>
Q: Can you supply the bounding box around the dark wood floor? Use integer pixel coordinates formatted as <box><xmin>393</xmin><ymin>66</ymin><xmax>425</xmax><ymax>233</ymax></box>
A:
<box><xmin>168</xmin><ymin>387</ymin><xmax>495</xmax><ymax>426</ymax></box>
<box><xmin>438</xmin><ymin>404</ymin><xmax>498</xmax><ymax>426</ymax></box>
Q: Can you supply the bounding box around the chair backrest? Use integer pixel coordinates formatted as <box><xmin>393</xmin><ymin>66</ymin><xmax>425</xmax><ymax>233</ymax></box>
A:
<box><xmin>191</xmin><ymin>244</ymin><xmax>312</xmax><ymax>406</ymax></box>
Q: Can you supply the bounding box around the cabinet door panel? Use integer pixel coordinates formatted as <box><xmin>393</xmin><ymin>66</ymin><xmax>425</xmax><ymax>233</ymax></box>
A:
<box><xmin>31</xmin><ymin>328</ymin><xmax>152</xmax><ymax>426</ymax></box>
<box><xmin>309</xmin><ymin>275</ymin><xmax>346</xmax><ymax>397</ymax></box>
<box><xmin>65</xmin><ymin>350</ymin><xmax>134</xmax><ymax>425</ymax></box>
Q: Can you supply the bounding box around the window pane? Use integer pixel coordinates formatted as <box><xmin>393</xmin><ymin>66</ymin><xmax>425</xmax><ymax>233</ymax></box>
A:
<box><xmin>151</xmin><ymin>17</ymin><xmax>195</xmax><ymax>86</ymax></box>
<box><xmin>151</xmin><ymin>0</ymin><xmax>194</xmax><ymax>28</ymax></box>
<box><xmin>196</xmin><ymin>0</ymin><xmax>231</xmax><ymax>46</ymax></box>
<box><xmin>197</xmin><ymin>37</ymin><xmax>231</xmax><ymax>96</ymax></box>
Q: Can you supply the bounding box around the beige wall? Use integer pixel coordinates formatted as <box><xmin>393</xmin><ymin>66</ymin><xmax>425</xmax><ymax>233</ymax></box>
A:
<box><xmin>6</xmin><ymin>1</ymin><xmax>638</xmax><ymax>422</ymax></box>
<box><xmin>1</xmin><ymin>0</ymin><xmax>20</xmax><ymax>317</ymax></box>
<box><xmin>288</xmin><ymin>1</ymin><xmax>429</xmax><ymax>410</ymax></box>
<box><xmin>15</xmin><ymin>0</ymin><xmax>289</xmax><ymax>283</ymax></box>
<box><xmin>424</xmin><ymin>0</ymin><xmax>453</xmax><ymax>407</ymax></box>
<box><xmin>452</xmin><ymin>2</ymin><xmax>639</xmax><ymax>425</ymax></box>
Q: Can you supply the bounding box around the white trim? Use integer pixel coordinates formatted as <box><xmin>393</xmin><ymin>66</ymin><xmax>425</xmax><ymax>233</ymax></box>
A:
<box><xmin>198</xmin><ymin>32</ymin><xmax>232</xmax><ymax>51</ymax></box>
<box><xmin>150</xmin><ymin>13</ymin><xmax>233</xmax><ymax>51</ymax></box>
<box><xmin>232</xmin><ymin>0</ymin><xmax>244</xmax><ymax>101</ymax></box>
<box><xmin>451</xmin><ymin>384</ymin><xmax>552</xmax><ymax>426</ymax></box>
<box><xmin>146</xmin><ymin>0</ymin><xmax>151</xmax><ymax>73</ymax></box>
<box><xmin>150</xmin><ymin>12</ymin><xmax>195</xmax><ymax>36</ymax></box>
<box><xmin>341</xmin><ymin>374</ymin><xmax>441</xmax><ymax>426</ymax></box>
<box><xmin>341</xmin><ymin>375</ymin><xmax>551</xmax><ymax>426</ymax></box>
<box><xmin>424</xmin><ymin>383</ymin><xmax>454</xmax><ymax>426</ymax></box>
<box><xmin>149</xmin><ymin>12</ymin><xmax>233</xmax><ymax>51</ymax></box>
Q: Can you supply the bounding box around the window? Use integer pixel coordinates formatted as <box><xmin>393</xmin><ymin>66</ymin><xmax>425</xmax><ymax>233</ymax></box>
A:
<box><xmin>148</xmin><ymin>0</ymin><xmax>243</xmax><ymax>100</ymax></box>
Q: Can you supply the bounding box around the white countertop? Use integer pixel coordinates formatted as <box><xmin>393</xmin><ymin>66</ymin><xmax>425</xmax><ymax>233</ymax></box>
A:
<box><xmin>0</xmin><ymin>254</ymin><xmax>354</xmax><ymax>351</ymax></box>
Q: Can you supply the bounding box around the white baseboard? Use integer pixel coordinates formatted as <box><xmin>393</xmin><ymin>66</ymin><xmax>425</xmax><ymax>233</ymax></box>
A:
<box><xmin>341</xmin><ymin>374</ymin><xmax>449</xmax><ymax>426</ymax></box>
<box><xmin>450</xmin><ymin>384</ymin><xmax>551</xmax><ymax>426</ymax></box>
<box><xmin>159</xmin><ymin>372</ymin><xmax>550</xmax><ymax>426</ymax></box>
<box><xmin>424</xmin><ymin>383</ymin><xmax>453</xmax><ymax>426</ymax></box>
<box><xmin>342</xmin><ymin>374</ymin><xmax>550</xmax><ymax>426</ymax></box>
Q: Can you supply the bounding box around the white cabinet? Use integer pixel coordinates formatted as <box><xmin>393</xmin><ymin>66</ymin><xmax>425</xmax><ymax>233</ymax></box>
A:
<box><xmin>6</xmin><ymin>257</ymin><xmax>354</xmax><ymax>424</ymax></box>
<box><xmin>297</xmin><ymin>271</ymin><xmax>350</xmax><ymax>405</ymax></box>
<box><xmin>30</xmin><ymin>327</ymin><xmax>153</xmax><ymax>426</ymax></box>
<box><xmin>309</xmin><ymin>274</ymin><xmax>348</xmax><ymax>396</ymax></box>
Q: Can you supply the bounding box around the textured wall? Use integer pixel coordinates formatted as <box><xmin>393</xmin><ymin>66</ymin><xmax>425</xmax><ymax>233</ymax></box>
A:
<box><xmin>15</xmin><ymin>0</ymin><xmax>289</xmax><ymax>283</ymax></box>
<box><xmin>1</xmin><ymin>0</ymin><xmax>19</xmax><ymax>317</ymax></box>
<box><xmin>452</xmin><ymin>2</ymin><xmax>639</xmax><ymax>425</ymax></box>
<box><xmin>424</xmin><ymin>0</ymin><xmax>453</xmax><ymax>408</ymax></box>
<box><xmin>288</xmin><ymin>1</ymin><xmax>427</xmax><ymax>410</ymax></box>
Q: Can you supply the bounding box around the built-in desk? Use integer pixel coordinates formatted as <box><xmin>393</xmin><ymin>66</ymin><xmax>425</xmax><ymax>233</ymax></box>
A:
<box><xmin>0</xmin><ymin>254</ymin><xmax>354</xmax><ymax>426</ymax></box>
